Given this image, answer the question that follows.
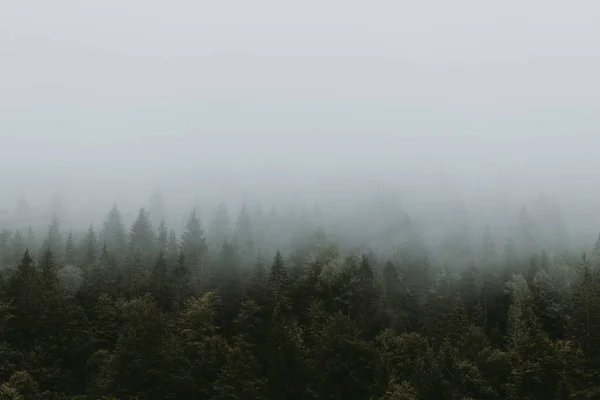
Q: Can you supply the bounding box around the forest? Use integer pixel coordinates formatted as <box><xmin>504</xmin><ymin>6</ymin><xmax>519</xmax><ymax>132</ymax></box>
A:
<box><xmin>0</xmin><ymin>192</ymin><xmax>599</xmax><ymax>400</ymax></box>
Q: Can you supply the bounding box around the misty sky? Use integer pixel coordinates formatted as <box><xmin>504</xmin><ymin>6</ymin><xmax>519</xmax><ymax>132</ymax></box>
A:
<box><xmin>1</xmin><ymin>1</ymin><xmax>600</xmax><ymax>209</ymax></box>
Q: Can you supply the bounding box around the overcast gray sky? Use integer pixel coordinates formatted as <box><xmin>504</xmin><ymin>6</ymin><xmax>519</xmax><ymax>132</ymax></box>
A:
<box><xmin>1</xmin><ymin>0</ymin><xmax>599</xmax><ymax>211</ymax></box>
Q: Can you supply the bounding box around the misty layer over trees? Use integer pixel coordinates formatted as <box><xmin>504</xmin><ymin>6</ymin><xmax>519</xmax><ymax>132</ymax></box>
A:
<box><xmin>0</xmin><ymin>190</ymin><xmax>599</xmax><ymax>399</ymax></box>
<box><xmin>4</xmin><ymin>1</ymin><xmax>600</xmax><ymax>399</ymax></box>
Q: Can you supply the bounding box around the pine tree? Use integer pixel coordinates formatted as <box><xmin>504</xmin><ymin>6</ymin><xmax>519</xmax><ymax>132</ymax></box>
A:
<box><xmin>382</xmin><ymin>261</ymin><xmax>412</xmax><ymax>331</ymax></box>
<box><xmin>151</xmin><ymin>250</ymin><xmax>172</xmax><ymax>310</ymax></box>
<box><xmin>268</xmin><ymin>251</ymin><xmax>291</xmax><ymax>319</ymax></box>
<box><xmin>172</xmin><ymin>250</ymin><xmax>192</xmax><ymax>307</ymax></box>
<box><xmin>64</xmin><ymin>230</ymin><xmax>76</xmax><ymax>265</ymax></box>
<box><xmin>101</xmin><ymin>203</ymin><xmax>128</xmax><ymax>266</ymax></box>
<box><xmin>568</xmin><ymin>262</ymin><xmax>600</xmax><ymax>384</ymax></box>
<box><xmin>124</xmin><ymin>249</ymin><xmax>148</xmax><ymax>298</ymax></box>
<box><xmin>0</xmin><ymin>229</ymin><xmax>11</xmax><ymax>268</ymax></box>
<box><xmin>351</xmin><ymin>255</ymin><xmax>380</xmax><ymax>334</ymax></box>
<box><xmin>41</xmin><ymin>214</ymin><xmax>62</xmax><ymax>262</ymax></box>
<box><xmin>10</xmin><ymin>230</ymin><xmax>24</xmax><ymax>266</ymax></box>
<box><xmin>129</xmin><ymin>208</ymin><xmax>156</xmax><ymax>266</ymax></box>
<box><xmin>25</xmin><ymin>226</ymin><xmax>37</xmax><ymax>257</ymax></box>
<box><xmin>167</xmin><ymin>228</ymin><xmax>179</xmax><ymax>267</ymax></box>
<box><xmin>87</xmin><ymin>242</ymin><xmax>119</xmax><ymax>299</ymax></box>
<box><xmin>80</xmin><ymin>224</ymin><xmax>98</xmax><ymax>268</ymax></box>
<box><xmin>7</xmin><ymin>250</ymin><xmax>39</xmax><ymax>346</ymax></box>
<box><xmin>39</xmin><ymin>248</ymin><xmax>59</xmax><ymax>295</ymax></box>
<box><xmin>180</xmin><ymin>209</ymin><xmax>207</xmax><ymax>274</ymax></box>
<box><xmin>156</xmin><ymin>218</ymin><xmax>168</xmax><ymax>256</ymax></box>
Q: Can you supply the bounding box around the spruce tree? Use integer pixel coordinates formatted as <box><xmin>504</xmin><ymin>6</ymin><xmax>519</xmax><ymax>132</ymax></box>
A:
<box><xmin>268</xmin><ymin>251</ymin><xmax>291</xmax><ymax>319</ymax></box>
<box><xmin>101</xmin><ymin>203</ymin><xmax>128</xmax><ymax>265</ymax></box>
<box><xmin>180</xmin><ymin>209</ymin><xmax>207</xmax><ymax>274</ymax></box>
<box><xmin>64</xmin><ymin>230</ymin><xmax>76</xmax><ymax>265</ymax></box>
<box><xmin>0</xmin><ymin>229</ymin><xmax>11</xmax><ymax>268</ymax></box>
<box><xmin>151</xmin><ymin>250</ymin><xmax>172</xmax><ymax>310</ymax></box>
<box><xmin>172</xmin><ymin>250</ymin><xmax>192</xmax><ymax>307</ymax></box>
<box><xmin>80</xmin><ymin>224</ymin><xmax>98</xmax><ymax>268</ymax></box>
<box><xmin>156</xmin><ymin>218</ymin><xmax>168</xmax><ymax>256</ymax></box>
<box><xmin>129</xmin><ymin>208</ymin><xmax>156</xmax><ymax>266</ymax></box>
<box><xmin>41</xmin><ymin>214</ymin><xmax>62</xmax><ymax>261</ymax></box>
<box><xmin>10</xmin><ymin>230</ymin><xmax>24</xmax><ymax>266</ymax></box>
<box><xmin>167</xmin><ymin>228</ymin><xmax>179</xmax><ymax>267</ymax></box>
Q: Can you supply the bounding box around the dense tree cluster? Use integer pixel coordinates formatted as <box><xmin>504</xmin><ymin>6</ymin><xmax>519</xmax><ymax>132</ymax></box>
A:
<box><xmin>0</xmin><ymin>196</ymin><xmax>599</xmax><ymax>399</ymax></box>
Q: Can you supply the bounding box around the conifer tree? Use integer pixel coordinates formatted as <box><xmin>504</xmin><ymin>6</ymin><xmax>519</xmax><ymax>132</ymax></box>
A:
<box><xmin>25</xmin><ymin>226</ymin><xmax>36</xmax><ymax>257</ymax></box>
<box><xmin>151</xmin><ymin>250</ymin><xmax>172</xmax><ymax>310</ymax></box>
<box><xmin>568</xmin><ymin>261</ymin><xmax>600</xmax><ymax>384</ymax></box>
<box><xmin>10</xmin><ymin>230</ymin><xmax>24</xmax><ymax>266</ymax></box>
<box><xmin>80</xmin><ymin>224</ymin><xmax>98</xmax><ymax>268</ymax></box>
<box><xmin>156</xmin><ymin>218</ymin><xmax>168</xmax><ymax>256</ymax></box>
<box><xmin>39</xmin><ymin>248</ymin><xmax>59</xmax><ymax>295</ymax></box>
<box><xmin>181</xmin><ymin>209</ymin><xmax>207</xmax><ymax>274</ymax></box>
<box><xmin>7</xmin><ymin>250</ymin><xmax>39</xmax><ymax>346</ymax></box>
<box><xmin>64</xmin><ymin>230</ymin><xmax>76</xmax><ymax>265</ymax></box>
<box><xmin>172</xmin><ymin>250</ymin><xmax>192</xmax><ymax>307</ymax></box>
<box><xmin>41</xmin><ymin>214</ymin><xmax>62</xmax><ymax>262</ymax></box>
<box><xmin>167</xmin><ymin>228</ymin><xmax>179</xmax><ymax>266</ymax></box>
<box><xmin>101</xmin><ymin>203</ymin><xmax>128</xmax><ymax>265</ymax></box>
<box><xmin>0</xmin><ymin>229</ymin><xmax>11</xmax><ymax>268</ymax></box>
<box><xmin>268</xmin><ymin>250</ymin><xmax>291</xmax><ymax>319</ymax></box>
<box><xmin>129</xmin><ymin>208</ymin><xmax>156</xmax><ymax>266</ymax></box>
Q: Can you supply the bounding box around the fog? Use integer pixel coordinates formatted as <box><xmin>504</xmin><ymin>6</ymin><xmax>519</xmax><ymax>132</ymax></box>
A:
<box><xmin>2</xmin><ymin>1</ymin><xmax>600</xmax><ymax>253</ymax></box>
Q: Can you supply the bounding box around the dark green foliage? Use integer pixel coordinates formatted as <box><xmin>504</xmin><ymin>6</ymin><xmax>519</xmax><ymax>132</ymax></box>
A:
<box><xmin>79</xmin><ymin>224</ymin><xmax>98</xmax><ymax>268</ymax></box>
<box><xmin>0</xmin><ymin>201</ymin><xmax>598</xmax><ymax>400</ymax></box>
<box><xmin>151</xmin><ymin>251</ymin><xmax>173</xmax><ymax>310</ymax></box>
<box><xmin>172</xmin><ymin>250</ymin><xmax>192</xmax><ymax>307</ymax></box>
<box><xmin>41</xmin><ymin>214</ymin><xmax>62</xmax><ymax>262</ymax></box>
<box><xmin>64</xmin><ymin>231</ymin><xmax>76</xmax><ymax>266</ymax></box>
<box><xmin>181</xmin><ymin>209</ymin><xmax>207</xmax><ymax>275</ymax></box>
<box><xmin>101</xmin><ymin>204</ymin><xmax>128</xmax><ymax>266</ymax></box>
<box><xmin>129</xmin><ymin>208</ymin><xmax>156</xmax><ymax>266</ymax></box>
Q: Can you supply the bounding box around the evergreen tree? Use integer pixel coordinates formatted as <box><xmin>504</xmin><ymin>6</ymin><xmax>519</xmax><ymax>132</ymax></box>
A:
<box><xmin>80</xmin><ymin>224</ymin><xmax>98</xmax><ymax>268</ymax></box>
<box><xmin>101</xmin><ymin>203</ymin><xmax>128</xmax><ymax>265</ymax></box>
<box><xmin>129</xmin><ymin>208</ymin><xmax>156</xmax><ymax>266</ymax></box>
<box><xmin>64</xmin><ymin>230</ymin><xmax>76</xmax><ymax>265</ymax></box>
<box><xmin>25</xmin><ymin>226</ymin><xmax>37</xmax><ymax>257</ymax></box>
<box><xmin>568</xmin><ymin>261</ymin><xmax>600</xmax><ymax>386</ymax></box>
<box><xmin>124</xmin><ymin>249</ymin><xmax>148</xmax><ymax>298</ymax></box>
<box><xmin>151</xmin><ymin>250</ymin><xmax>172</xmax><ymax>310</ymax></box>
<box><xmin>0</xmin><ymin>229</ymin><xmax>11</xmax><ymax>268</ymax></box>
<box><xmin>172</xmin><ymin>250</ymin><xmax>192</xmax><ymax>307</ymax></box>
<box><xmin>10</xmin><ymin>230</ymin><xmax>25</xmax><ymax>266</ymax></box>
<box><xmin>156</xmin><ymin>218</ymin><xmax>168</xmax><ymax>256</ymax></box>
<box><xmin>41</xmin><ymin>214</ymin><xmax>62</xmax><ymax>261</ymax></box>
<box><xmin>167</xmin><ymin>228</ymin><xmax>179</xmax><ymax>267</ymax></box>
<box><xmin>39</xmin><ymin>248</ymin><xmax>59</xmax><ymax>295</ymax></box>
<box><xmin>181</xmin><ymin>209</ymin><xmax>207</xmax><ymax>274</ymax></box>
<box><xmin>267</xmin><ymin>251</ymin><xmax>291</xmax><ymax>319</ymax></box>
<box><xmin>7</xmin><ymin>250</ymin><xmax>39</xmax><ymax>347</ymax></box>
